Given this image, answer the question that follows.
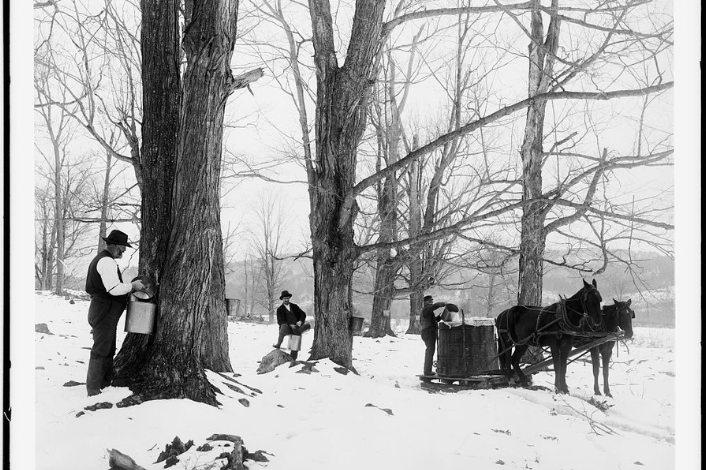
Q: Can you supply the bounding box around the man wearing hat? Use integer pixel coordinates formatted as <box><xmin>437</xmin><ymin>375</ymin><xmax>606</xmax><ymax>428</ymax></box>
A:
<box><xmin>273</xmin><ymin>290</ymin><xmax>310</xmax><ymax>359</ymax></box>
<box><xmin>420</xmin><ymin>294</ymin><xmax>446</xmax><ymax>377</ymax></box>
<box><xmin>84</xmin><ymin>229</ymin><xmax>145</xmax><ymax>396</ymax></box>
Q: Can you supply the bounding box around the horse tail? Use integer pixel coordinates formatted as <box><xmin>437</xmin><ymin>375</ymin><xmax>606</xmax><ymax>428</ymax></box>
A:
<box><xmin>495</xmin><ymin>309</ymin><xmax>512</xmax><ymax>372</ymax></box>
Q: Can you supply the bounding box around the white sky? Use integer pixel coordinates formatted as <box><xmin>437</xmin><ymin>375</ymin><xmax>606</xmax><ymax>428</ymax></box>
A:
<box><xmin>6</xmin><ymin>1</ymin><xmax>700</xmax><ymax>466</ymax></box>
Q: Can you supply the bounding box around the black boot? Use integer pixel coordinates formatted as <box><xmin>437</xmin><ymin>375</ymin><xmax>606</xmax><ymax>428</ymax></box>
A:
<box><xmin>86</xmin><ymin>358</ymin><xmax>104</xmax><ymax>397</ymax></box>
<box><xmin>273</xmin><ymin>331</ymin><xmax>286</xmax><ymax>349</ymax></box>
<box><xmin>290</xmin><ymin>350</ymin><xmax>298</xmax><ymax>360</ymax></box>
<box><xmin>101</xmin><ymin>356</ymin><xmax>114</xmax><ymax>389</ymax></box>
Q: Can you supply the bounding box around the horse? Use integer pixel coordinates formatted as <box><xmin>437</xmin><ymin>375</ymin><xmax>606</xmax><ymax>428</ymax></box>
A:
<box><xmin>574</xmin><ymin>299</ymin><xmax>634</xmax><ymax>397</ymax></box>
<box><xmin>495</xmin><ymin>279</ymin><xmax>603</xmax><ymax>394</ymax></box>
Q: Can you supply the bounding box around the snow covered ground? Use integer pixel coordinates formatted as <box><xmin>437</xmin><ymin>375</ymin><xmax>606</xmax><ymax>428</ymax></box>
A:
<box><xmin>27</xmin><ymin>291</ymin><xmax>697</xmax><ymax>469</ymax></box>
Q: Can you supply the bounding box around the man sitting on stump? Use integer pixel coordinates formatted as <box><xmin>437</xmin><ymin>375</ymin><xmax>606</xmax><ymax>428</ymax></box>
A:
<box><xmin>420</xmin><ymin>294</ymin><xmax>446</xmax><ymax>377</ymax></box>
<box><xmin>273</xmin><ymin>290</ymin><xmax>310</xmax><ymax>360</ymax></box>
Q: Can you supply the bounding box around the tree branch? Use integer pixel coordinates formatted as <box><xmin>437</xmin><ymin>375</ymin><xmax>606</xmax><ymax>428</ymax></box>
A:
<box><xmin>226</xmin><ymin>67</ymin><xmax>265</xmax><ymax>95</ymax></box>
<box><xmin>343</xmin><ymin>81</ymin><xmax>673</xmax><ymax>218</ymax></box>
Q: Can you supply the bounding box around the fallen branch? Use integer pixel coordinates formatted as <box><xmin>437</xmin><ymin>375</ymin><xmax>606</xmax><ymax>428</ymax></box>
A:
<box><xmin>559</xmin><ymin>397</ymin><xmax>618</xmax><ymax>436</ymax></box>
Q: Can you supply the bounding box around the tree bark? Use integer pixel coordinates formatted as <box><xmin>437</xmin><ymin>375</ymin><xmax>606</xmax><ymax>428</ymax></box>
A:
<box><xmin>367</xmin><ymin>255</ymin><xmax>397</xmax><ymax>338</ymax></box>
<box><xmin>97</xmin><ymin>150</ymin><xmax>112</xmax><ymax>253</ymax></box>
<box><xmin>114</xmin><ymin>0</ymin><xmax>243</xmax><ymax>405</ymax></box>
<box><xmin>114</xmin><ymin>0</ymin><xmax>182</xmax><ymax>384</ymax></box>
<box><xmin>368</xmin><ymin>52</ymin><xmax>402</xmax><ymax>339</ymax></box>
<box><xmin>307</xmin><ymin>0</ymin><xmax>386</xmax><ymax>367</ymax></box>
<box><xmin>47</xmin><ymin>113</ymin><xmax>65</xmax><ymax>296</ymax></box>
<box><xmin>516</xmin><ymin>1</ymin><xmax>561</xmax><ymax>365</ymax></box>
<box><xmin>517</xmin><ymin>0</ymin><xmax>559</xmax><ymax>306</ymax></box>
<box><xmin>405</xmin><ymin>155</ymin><xmax>423</xmax><ymax>334</ymax></box>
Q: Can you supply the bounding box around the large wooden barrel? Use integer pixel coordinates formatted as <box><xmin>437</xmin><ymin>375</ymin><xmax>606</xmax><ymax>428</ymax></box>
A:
<box><xmin>437</xmin><ymin>318</ymin><xmax>498</xmax><ymax>378</ymax></box>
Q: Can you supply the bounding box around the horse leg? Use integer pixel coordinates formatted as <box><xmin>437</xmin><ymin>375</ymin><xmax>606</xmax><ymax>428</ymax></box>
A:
<box><xmin>590</xmin><ymin>347</ymin><xmax>601</xmax><ymax>395</ymax></box>
<box><xmin>601</xmin><ymin>344</ymin><xmax>614</xmax><ymax>397</ymax></box>
<box><xmin>550</xmin><ymin>340</ymin><xmax>571</xmax><ymax>394</ymax></box>
<box><xmin>559</xmin><ymin>339</ymin><xmax>573</xmax><ymax>393</ymax></box>
<box><xmin>512</xmin><ymin>344</ymin><xmax>530</xmax><ymax>387</ymax></box>
<box><xmin>548</xmin><ymin>343</ymin><xmax>564</xmax><ymax>393</ymax></box>
<box><xmin>497</xmin><ymin>334</ymin><xmax>512</xmax><ymax>380</ymax></box>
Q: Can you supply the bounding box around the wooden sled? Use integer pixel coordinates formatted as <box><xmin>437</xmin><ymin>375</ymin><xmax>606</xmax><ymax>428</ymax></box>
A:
<box><xmin>519</xmin><ymin>333</ymin><xmax>622</xmax><ymax>376</ymax></box>
<box><xmin>417</xmin><ymin>372</ymin><xmax>509</xmax><ymax>389</ymax></box>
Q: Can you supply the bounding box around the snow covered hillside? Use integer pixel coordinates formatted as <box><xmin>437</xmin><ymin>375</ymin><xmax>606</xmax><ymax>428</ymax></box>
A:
<box><xmin>29</xmin><ymin>291</ymin><xmax>692</xmax><ymax>470</ymax></box>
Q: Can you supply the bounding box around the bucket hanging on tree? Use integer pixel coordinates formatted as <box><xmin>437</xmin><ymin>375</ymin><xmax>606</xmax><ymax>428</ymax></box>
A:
<box><xmin>226</xmin><ymin>298</ymin><xmax>240</xmax><ymax>317</ymax></box>
<box><xmin>125</xmin><ymin>275</ymin><xmax>157</xmax><ymax>335</ymax></box>
<box><xmin>349</xmin><ymin>315</ymin><xmax>364</xmax><ymax>334</ymax></box>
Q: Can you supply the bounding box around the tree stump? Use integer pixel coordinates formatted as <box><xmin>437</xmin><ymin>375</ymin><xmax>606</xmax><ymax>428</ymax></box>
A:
<box><xmin>107</xmin><ymin>449</ymin><xmax>147</xmax><ymax>470</ymax></box>
<box><xmin>256</xmin><ymin>349</ymin><xmax>293</xmax><ymax>374</ymax></box>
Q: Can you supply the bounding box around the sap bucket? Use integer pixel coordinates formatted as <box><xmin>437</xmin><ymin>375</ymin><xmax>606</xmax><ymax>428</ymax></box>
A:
<box><xmin>226</xmin><ymin>298</ymin><xmax>241</xmax><ymax>318</ymax></box>
<box><xmin>125</xmin><ymin>293</ymin><xmax>157</xmax><ymax>334</ymax></box>
<box><xmin>349</xmin><ymin>315</ymin><xmax>364</xmax><ymax>334</ymax></box>
<box><xmin>288</xmin><ymin>334</ymin><xmax>302</xmax><ymax>351</ymax></box>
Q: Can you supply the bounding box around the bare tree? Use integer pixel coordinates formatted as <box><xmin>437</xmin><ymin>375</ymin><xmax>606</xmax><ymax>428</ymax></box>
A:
<box><xmin>34</xmin><ymin>0</ymin><xmax>144</xmax><ymax>188</ymax></box>
<box><xmin>34</xmin><ymin>59</ymin><xmax>78</xmax><ymax>296</ymax></box>
<box><xmin>303</xmin><ymin>1</ymin><xmax>673</xmax><ymax>367</ymax></box>
<box><xmin>245</xmin><ymin>255</ymin><xmax>262</xmax><ymax>319</ymax></box>
<box><xmin>230</xmin><ymin>1</ymin><xmax>671</xmax><ymax>369</ymax></box>
<box><xmin>34</xmin><ymin>182</ymin><xmax>56</xmax><ymax>290</ymax></box>
<box><xmin>111</xmin><ymin>0</ymin><xmax>263</xmax><ymax>405</ymax></box>
<box><xmin>249</xmin><ymin>194</ymin><xmax>289</xmax><ymax>322</ymax></box>
<box><xmin>363</xmin><ymin>28</ymin><xmax>425</xmax><ymax>338</ymax></box>
<box><xmin>34</xmin><ymin>0</ymin><xmax>143</xmax><ymax>256</ymax></box>
<box><xmin>507</xmin><ymin>0</ymin><xmax>674</xmax><ymax>305</ymax></box>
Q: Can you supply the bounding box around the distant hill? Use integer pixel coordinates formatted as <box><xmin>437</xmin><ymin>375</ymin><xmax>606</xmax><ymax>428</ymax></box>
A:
<box><xmin>62</xmin><ymin>249</ymin><xmax>673</xmax><ymax>327</ymax></box>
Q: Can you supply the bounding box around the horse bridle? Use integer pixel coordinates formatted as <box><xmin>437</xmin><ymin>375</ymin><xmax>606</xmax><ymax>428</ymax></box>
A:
<box><xmin>559</xmin><ymin>286</ymin><xmax>602</xmax><ymax>331</ymax></box>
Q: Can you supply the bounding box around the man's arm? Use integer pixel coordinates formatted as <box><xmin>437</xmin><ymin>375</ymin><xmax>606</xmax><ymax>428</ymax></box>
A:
<box><xmin>432</xmin><ymin>301</ymin><xmax>446</xmax><ymax>311</ymax></box>
<box><xmin>96</xmin><ymin>257</ymin><xmax>134</xmax><ymax>297</ymax></box>
<box><xmin>275</xmin><ymin>306</ymin><xmax>285</xmax><ymax>325</ymax></box>
<box><xmin>294</xmin><ymin>304</ymin><xmax>306</xmax><ymax>324</ymax></box>
<box><xmin>432</xmin><ymin>302</ymin><xmax>447</xmax><ymax>322</ymax></box>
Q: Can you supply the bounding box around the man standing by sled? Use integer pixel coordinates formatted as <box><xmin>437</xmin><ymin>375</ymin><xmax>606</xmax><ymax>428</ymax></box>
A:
<box><xmin>420</xmin><ymin>294</ymin><xmax>446</xmax><ymax>377</ymax></box>
<box><xmin>84</xmin><ymin>229</ymin><xmax>145</xmax><ymax>396</ymax></box>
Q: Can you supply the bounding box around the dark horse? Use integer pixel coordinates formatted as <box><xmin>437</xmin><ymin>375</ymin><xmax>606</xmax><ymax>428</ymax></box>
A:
<box><xmin>495</xmin><ymin>279</ymin><xmax>603</xmax><ymax>394</ymax></box>
<box><xmin>574</xmin><ymin>299</ymin><xmax>635</xmax><ymax>397</ymax></box>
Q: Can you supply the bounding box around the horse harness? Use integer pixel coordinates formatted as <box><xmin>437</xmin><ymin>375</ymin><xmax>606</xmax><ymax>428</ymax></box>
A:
<box><xmin>502</xmin><ymin>296</ymin><xmax>599</xmax><ymax>347</ymax></box>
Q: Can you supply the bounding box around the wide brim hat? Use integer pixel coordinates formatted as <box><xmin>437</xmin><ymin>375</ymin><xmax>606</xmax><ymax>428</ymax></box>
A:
<box><xmin>280</xmin><ymin>290</ymin><xmax>293</xmax><ymax>300</ymax></box>
<box><xmin>103</xmin><ymin>229</ymin><xmax>132</xmax><ymax>247</ymax></box>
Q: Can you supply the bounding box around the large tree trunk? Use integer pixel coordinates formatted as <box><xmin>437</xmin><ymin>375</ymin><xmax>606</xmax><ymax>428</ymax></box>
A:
<box><xmin>517</xmin><ymin>1</ymin><xmax>560</xmax><ymax>365</ymax></box>
<box><xmin>517</xmin><ymin>0</ymin><xmax>559</xmax><ymax>306</ymax></box>
<box><xmin>307</xmin><ymin>0</ymin><xmax>385</xmax><ymax>368</ymax></box>
<box><xmin>115</xmin><ymin>0</ymin><xmax>239</xmax><ymax>405</ymax></box>
<box><xmin>114</xmin><ymin>0</ymin><xmax>181</xmax><ymax>384</ymax></box>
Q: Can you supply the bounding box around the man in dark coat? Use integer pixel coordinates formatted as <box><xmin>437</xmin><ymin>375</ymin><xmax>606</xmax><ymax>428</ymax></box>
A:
<box><xmin>273</xmin><ymin>290</ymin><xmax>310</xmax><ymax>359</ymax></box>
<box><xmin>420</xmin><ymin>294</ymin><xmax>446</xmax><ymax>377</ymax></box>
<box><xmin>85</xmin><ymin>229</ymin><xmax>145</xmax><ymax>396</ymax></box>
